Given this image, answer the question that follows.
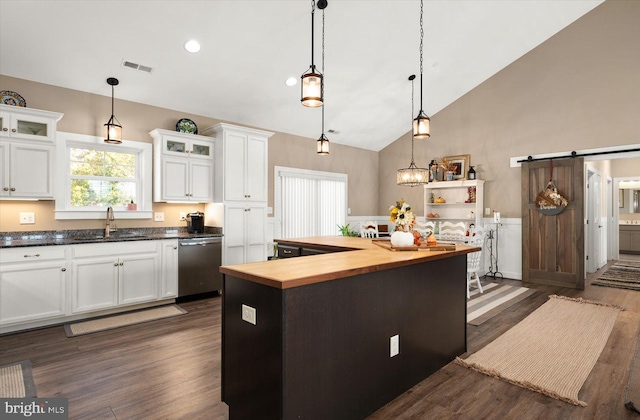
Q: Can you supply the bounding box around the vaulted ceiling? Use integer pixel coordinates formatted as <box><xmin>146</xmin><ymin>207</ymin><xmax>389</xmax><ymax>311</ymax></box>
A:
<box><xmin>0</xmin><ymin>0</ymin><xmax>603</xmax><ymax>151</ymax></box>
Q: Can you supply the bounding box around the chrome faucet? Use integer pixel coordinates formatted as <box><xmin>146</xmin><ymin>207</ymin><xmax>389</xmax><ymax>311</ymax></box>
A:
<box><xmin>105</xmin><ymin>206</ymin><xmax>117</xmax><ymax>238</ymax></box>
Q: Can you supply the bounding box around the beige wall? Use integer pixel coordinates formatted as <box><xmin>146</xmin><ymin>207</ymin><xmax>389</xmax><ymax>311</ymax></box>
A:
<box><xmin>379</xmin><ymin>0</ymin><xmax>640</xmax><ymax>218</ymax></box>
<box><xmin>0</xmin><ymin>75</ymin><xmax>378</xmax><ymax>232</ymax></box>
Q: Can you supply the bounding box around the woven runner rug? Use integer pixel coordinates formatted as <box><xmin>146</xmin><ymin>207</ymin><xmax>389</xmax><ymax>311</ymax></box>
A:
<box><xmin>0</xmin><ymin>360</ymin><xmax>37</xmax><ymax>398</ymax></box>
<box><xmin>456</xmin><ymin>295</ymin><xmax>623</xmax><ymax>406</ymax></box>
<box><xmin>467</xmin><ymin>283</ymin><xmax>536</xmax><ymax>325</ymax></box>
<box><xmin>593</xmin><ymin>260</ymin><xmax>640</xmax><ymax>291</ymax></box>
<box><xmin>64</xmin><ymin>304</ymin><xmax>187</xmax><ymax>337</ymax></box>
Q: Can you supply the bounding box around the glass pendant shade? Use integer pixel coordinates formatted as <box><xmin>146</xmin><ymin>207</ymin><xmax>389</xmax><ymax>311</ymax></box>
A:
<box><xmin>301</xmin><ymin>68</ymin><xmax>323</xmax><ymax>107</ymax></box>
<box><xmin>317</xmin><ymin>133</ymin><xmax>329</xmax><ymax>155</ymax></box>
<box><xmin>397</xmin><ymin>161</ymin><xmax>429</xmax><ymax>186</ymax></box>
<box><xmin>413</xmin><ymin>110</ymin><xmax>430</xmax><ymax>139</ymax></box>
<box><xmin>104</xmin><ymin>77</ymin><xmax>122</xmax><ymax>144</ymax></box>
<box><xmin>104</xmin><ymin>116</ymin><xmax>122</xmax><ymax>144</ymax></box>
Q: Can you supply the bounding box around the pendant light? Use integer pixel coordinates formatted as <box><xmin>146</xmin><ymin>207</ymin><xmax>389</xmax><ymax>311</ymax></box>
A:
<box><xmin>301</xmin><ymin>0</ymin><xmax>326</xmax><ymax>107</ymax></box>
<box><xmin>397</xmin><ymin>75</ymin><xmax>429</xmax><ymax>186</ymax></box>
<box><xmin>317</xmin><ymin>2</ymin><xmax>329</xmax><ymax>155</ymax></box>
<box><xmin>104</xmin><ymin>77</ymin><xmax>122</xmax><ymax>144</ymax></box>
<box><xmin>413</xmin><ymin>0</ymin><xmax>430</xmax><ymax>139</ymax></box>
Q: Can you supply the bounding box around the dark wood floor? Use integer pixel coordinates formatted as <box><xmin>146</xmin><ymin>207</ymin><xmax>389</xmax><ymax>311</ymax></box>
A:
<box><xmin>1</xmin><ymin>258</ymin><xmax>638</xmax><ymax>419</ymax></box>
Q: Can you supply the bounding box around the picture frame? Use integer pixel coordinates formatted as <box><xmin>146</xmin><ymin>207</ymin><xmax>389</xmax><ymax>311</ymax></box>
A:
<box><xmin>443</xmin><ymin>154</ymin><xmax>470</xmax><ymax>180</ymax></box>
<box><xmin>619</xmin><ymin>189</ymin><xmax>624</xmax><ymax>208</ymax></box>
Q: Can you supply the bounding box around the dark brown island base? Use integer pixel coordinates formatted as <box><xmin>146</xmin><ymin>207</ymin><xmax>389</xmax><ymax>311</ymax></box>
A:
<box><xmin>220</xmin><ymin>237</ymin><xmax>479</xmax><ymax>420</ymax></box>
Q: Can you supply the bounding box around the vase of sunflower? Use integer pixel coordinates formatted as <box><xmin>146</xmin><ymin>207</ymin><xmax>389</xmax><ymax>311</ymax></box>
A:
<box><xmin>389</xmin><ymin>198</ymin><xmax>415</xmax><ymax>247</ymax></box>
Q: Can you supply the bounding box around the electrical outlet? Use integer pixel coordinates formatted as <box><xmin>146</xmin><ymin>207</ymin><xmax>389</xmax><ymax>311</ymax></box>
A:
<box><xmin>390</xmin><ymin>335</ymin><xmax>399</xmax><ymax>357</ymax></box>
<box><xmin>19</xmin><ymin>212</ymin><xmax>35</xmax><ymax>224</ymax></box>
<box><xmin>242</xmin><ymin>304</ymin><xmax>256</xmax><ymax>325</ymax></box>
<box><xmin>485</xmin><ymin>207</ymin><xmax>491</xmax><ymax>216</ymax></box>
<box><xmin>154</xmin><ymin>212</ymin><xmax>164</xmax><ymax>222</ymax></box>
<box><xmin>179</xmin><ymin>212</ymin><xmax>187</xmax><ymax>221</ymax></box>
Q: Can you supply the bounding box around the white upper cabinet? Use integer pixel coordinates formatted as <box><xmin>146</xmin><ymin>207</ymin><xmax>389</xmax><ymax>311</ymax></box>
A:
<box><xmin>0</xmin><ymin>104</ymin><xmax>62</xmax><ymax>199</ymax></box>
<box><xmin>0</xmin><ymin>104</ymin><xmax>62</xmax><ymax>144</ymax></box>
<box><xmin>150</xmin><ymin>129</ymin><xmax>215</xmax><ymax>202</ymax></box>
<box><xmin>202</xmin><ymin>123</ymin><xmax>273</xmax><ymax>203</ymax></box>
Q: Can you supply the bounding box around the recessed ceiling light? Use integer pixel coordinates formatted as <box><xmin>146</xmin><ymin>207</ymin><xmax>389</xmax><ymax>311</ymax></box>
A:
<box><xmin>285</xmin><ymin>77</ymin><xmax>297</xmax><ymax>86</ymax></box>
<box><xmin>184</xmin><ymin>40</ymin><xmax>201</xmax><ymax>53</ymax></box>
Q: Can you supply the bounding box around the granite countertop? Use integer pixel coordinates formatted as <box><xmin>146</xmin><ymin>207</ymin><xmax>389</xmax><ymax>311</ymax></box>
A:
<box><xmin>0</xmin><ymin>226</ymin><xmax>223</xmax><ymax>248</ymax></box>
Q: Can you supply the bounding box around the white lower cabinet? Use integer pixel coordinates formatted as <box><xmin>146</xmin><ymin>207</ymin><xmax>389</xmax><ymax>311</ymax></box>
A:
<box><xmin>0</xmin><ymin>239</ymin><xmax>180</xmax><ymax>333</ymax></box>
<box><xmin>161</xmin><ymin>239</ymin><xmax>179</xmax><ymax>298</ymax></box>
<box><xmin>224</xmin><ymin>204</ymin><xmax>266</xmax><ymax>265</ymax></box>
<box><xmin>0</xmin><ymin>246</ymin><xmax>68</xmax><ymax>326</ymax></box>
<box><xmin>71</xmin><ymin>241</ymin><xmax>160</xmax><ymax>314</ymax></box>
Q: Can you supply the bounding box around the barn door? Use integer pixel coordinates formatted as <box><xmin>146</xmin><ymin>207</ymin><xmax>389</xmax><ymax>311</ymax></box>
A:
<box><xmin>522</xmin><ymin>158</ymin><xmax>585</xmax><ymax>289</ymax></box>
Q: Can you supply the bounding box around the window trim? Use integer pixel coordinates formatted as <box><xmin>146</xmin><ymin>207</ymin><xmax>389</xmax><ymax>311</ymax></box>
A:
<box><xmin>54</xmin><ymin>132</ymin><xmax>152</xmax><ymax>220</ymax></box>
<box><xmin>274</xmin><ymin>166</ymin><xmax>348</xmax><ymax>238</ymax></box>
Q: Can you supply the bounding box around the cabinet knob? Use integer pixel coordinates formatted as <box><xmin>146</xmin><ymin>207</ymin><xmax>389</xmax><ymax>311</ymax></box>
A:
<box><xmin>120</xmin><ymin>262</ymin><xmax>124</xmax><ymax>266</ymax></box>
<box><xmin>114</xmin><ymin>262</ymin><xmax>119</xmax><ymax>266</ymax></box>
<box><xmin>11</xmin><ymin>128</ymin><xmax>17</xmax><ymax>132</ymax></box>
<box><xmin>2</xmin><ymin>127</ymin><xmax>7</xmax><ymax>131</ymax></box>
<box><xmin>3</xmin><ymin>187</ymin><xmax>8</xmax><ymax>191</ymax></box>
<box><xmin>10</xmin><ymin>188</ymin><xmax>15</xmax><ymax>191</ymax></box>
<box><xmin>173</xmin><ymin>246</ymin><xmax>178</xmax><ymax>249</ymax></box>
<box><xmin>61</xmin><ymin>268</ymin><xmax>67</xmax><ymax>272</ymax></box>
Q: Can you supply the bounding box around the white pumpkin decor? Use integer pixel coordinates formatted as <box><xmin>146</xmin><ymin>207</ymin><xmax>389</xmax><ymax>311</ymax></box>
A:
<box><xmin>390</xmin><ymin>230</ymin><xmax>415</xmax><ymax>247</ymax></box>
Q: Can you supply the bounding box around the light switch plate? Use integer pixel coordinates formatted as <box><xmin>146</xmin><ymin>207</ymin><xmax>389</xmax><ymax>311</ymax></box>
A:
<box><xmin>242</xmin><ymin>304</ymin><xmax>256</xmax><ymax>325</ymax></box>
<box><xmin>154</xmin><ymin>212</ymin><xmax>165</xmax><ymax>222</ymax></box>
<box><xmin>19</xmin><ymin>212</ymin><xmax>35</xmax><ymax>224</ymax></box>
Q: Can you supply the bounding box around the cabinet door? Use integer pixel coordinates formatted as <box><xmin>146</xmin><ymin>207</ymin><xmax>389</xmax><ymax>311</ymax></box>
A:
<box><xmin>632</xmin><ymin>230</ymin><xmax>640</xmax><ymax>252</ymax></box>
<box><xmin>161</xmin><ymin>240</ymin><xmax>179</xmax><ymax>298</ymax></box>
<box><xmin>119</xmin><ymin>253</ymin><xmax>159</xmax><ymax>305</ymax></box>
<box><xmin>0</xmin><ymin>262</ymin><xmax>67</xmax><ymax>325</ymax></box>
<box><xmin>190</xmin><ymin>160</ymin><xmax>214</xmax><ymax>202</ymax></box>
<box><xmin>0</xmin><ymin>143</ymin><xmax>8</xmax><ymax>197</ymax></box>
<box><xmin>245</xmin><ymin>136</ymin><xmax>266</xmax><ymax>202</ymax></box>
<box><xmin>620</xmin><ymin>230</ymin><xmax>632</xmax><ymax>252</ymax></box>
<box><xmin>246</xmin><ymin>206</ymin><xmax>266</xmax><ymax>263</ymax></box>
<box><xmin>10</xmin><ymin>143</ymin><xmax>54</xmax><ymax>198</ymax></box>
<box><xmin>224</xmin><ymin>205</ymin><xmax>247</xmax><ymax>265</ymax></box>
<box><xmin>189</xmin><ymin>138</ymin><xmax>213</xmax><ymax>159</ymax></box>
<box><xmin>72</xmin><ymin>257</ymin><xmax>119</xmax><ymax>313</ymax></box>
<box><xmin>9</xmin><ymin>113</ymin><xmax>55</xmax><ymax>142</ymax></box>
<box><xmin>162</xmin><ymin>157</ymin><xmax>190</xmax><ymax>201</ymax></box>
<box><xmin>224</xmin><ymin>132</ymin><xmax>247</xmax><ymax>201</ymax></box>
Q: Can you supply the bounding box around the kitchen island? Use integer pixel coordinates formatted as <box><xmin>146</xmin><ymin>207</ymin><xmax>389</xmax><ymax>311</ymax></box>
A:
<box><xmin>220</xmin><ymin>237</ymin><xmax>479</xmax><ymax>420</ymax></box>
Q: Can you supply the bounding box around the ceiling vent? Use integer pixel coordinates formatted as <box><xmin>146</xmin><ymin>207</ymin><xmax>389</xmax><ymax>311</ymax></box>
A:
<box><xmin>121</xmin><ymin>60</ymin><xmax>153</xmax><ymax>74</ymax></box>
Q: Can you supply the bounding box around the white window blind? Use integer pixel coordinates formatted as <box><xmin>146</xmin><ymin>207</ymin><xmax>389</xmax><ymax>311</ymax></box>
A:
<box><xmin>276</xmin><ymin>167</ymin><xmax>347</xmax><ymax>238</ymax></box>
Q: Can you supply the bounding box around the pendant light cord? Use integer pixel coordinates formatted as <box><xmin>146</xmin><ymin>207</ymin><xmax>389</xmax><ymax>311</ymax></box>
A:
<box><xmin>311</xmin><ymin>0</ymin><xmax>316</xmax><ymax>69</ymax></box>
<box><xmin>410</xmin><ymin>77</ymin><xmax>415</xmax><ymax>164</ymax></box>
<box><xmin>419</xmin><ymin>0</ymin><xmax>424</xmax><ymax>112</ymax></box>
<box><xmin>321</xmin><ymin>6</ymin><xmax>325</xmax><ymax>133</ymax></box>
<box><xmin>111</xmin><ymin>84</ymin><xmax>115</xmax><ymax>117</ymax></box>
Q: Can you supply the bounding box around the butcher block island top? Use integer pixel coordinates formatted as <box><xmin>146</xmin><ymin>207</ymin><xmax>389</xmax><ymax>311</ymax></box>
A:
<box><xmin>219</xmin><ymin>236</ymin><xmax>479</xmax><ymax>289</ymax></box>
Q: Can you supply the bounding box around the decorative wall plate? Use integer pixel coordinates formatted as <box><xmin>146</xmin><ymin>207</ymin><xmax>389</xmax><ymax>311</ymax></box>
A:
<box><xmin>176</xmin><ymin>118</ymin><xmax>198</xmax><ymax>134</ymax></box>
<box><xmin>0</xmin><ymin>90</ymin><xmax>26</xmax><ymax>107</ymax></box>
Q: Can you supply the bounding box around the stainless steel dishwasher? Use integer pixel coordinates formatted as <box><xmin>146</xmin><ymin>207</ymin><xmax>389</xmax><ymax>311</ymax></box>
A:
<box><xmin>178</xmin><ymin>237</ymin><xmax>223</xmax><ymax>297</ymax></box>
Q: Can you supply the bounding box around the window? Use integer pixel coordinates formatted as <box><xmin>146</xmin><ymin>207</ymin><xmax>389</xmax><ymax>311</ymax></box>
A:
<box><xmin>55</xmin><ymin>132</ymin><xmax>152</xmax><ymax>219</ymax></box>
<box><xmin>275</xmin><ymin>166</ymin><xmax>347</xmax><ymax>238</ymax></box>
<box><xmin>69</xmin><ymin>147</ymin><xmax>136</xmax><ymax>207</ymax></box>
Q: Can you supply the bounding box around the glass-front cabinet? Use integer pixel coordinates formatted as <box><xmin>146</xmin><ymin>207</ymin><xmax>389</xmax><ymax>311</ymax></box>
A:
<box><xmin>161</xmin><ymin>134</ymin><xmax>212</xmax><ymax>159</ymax></box>
<box><xmin>0</xmin><ymin>104</ymin><xmax>62</xmax><ymax>143</ymax></box>
<box><xmin>0</xmin><ymin>104</ymin><xmax>63</xmax><ymax>199</ymax></box>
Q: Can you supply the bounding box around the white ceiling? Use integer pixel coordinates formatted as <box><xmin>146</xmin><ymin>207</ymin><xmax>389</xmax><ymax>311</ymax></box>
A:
<box><xmin>0</xmin><ymin>0</ymin><xmax>603</xmax><ymax>151</ymax></box>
